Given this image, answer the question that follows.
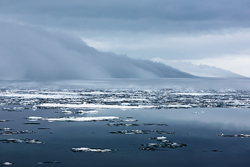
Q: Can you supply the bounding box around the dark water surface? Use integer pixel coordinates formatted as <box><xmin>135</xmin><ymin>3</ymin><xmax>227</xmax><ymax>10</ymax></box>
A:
<box><xmin>1</xmin><ymin>106</ymin><xmax>250</xmax><ymax>166</ymax></box>
<box><xmin>1</xmin><ymin>78</ymin><xmax>250</xmax><ymax>166</ymax></box>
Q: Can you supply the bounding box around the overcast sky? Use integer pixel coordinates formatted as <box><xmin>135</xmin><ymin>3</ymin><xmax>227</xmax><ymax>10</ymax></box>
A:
<box><xmin>1</xmin><ymin>0</ymin><xmax>250</xmax><ymax>76</ymax></box>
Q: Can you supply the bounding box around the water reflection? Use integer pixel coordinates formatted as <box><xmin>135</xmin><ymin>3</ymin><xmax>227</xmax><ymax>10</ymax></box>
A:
<box><xmin>1</xmin><ymin>106</ymin><xmax>250</xmax><ymax>166</ymax></box>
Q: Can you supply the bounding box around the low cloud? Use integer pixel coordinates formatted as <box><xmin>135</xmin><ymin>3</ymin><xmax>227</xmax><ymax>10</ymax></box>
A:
<box><xmin>152</xmin><ymin>57</ymin><xmax>245</xmax><ymax>78</ymax></box>
<box><xmin>0</xmin><ymin>22</ymin><xmax>193</xmax><ymax>80</ymax></box>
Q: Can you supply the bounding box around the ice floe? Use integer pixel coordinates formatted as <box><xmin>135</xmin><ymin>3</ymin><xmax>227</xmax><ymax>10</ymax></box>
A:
<box><xmin>0</xmin><ymin>138</ymin><xmax>44</xmax><ymax>144</ymax></box>
<box><xmin>109</xmin><ymin>130</ymin><xmax>146</xmax><ymax>135</ymax></box>
<box><xmin>32</xmin><ymin>106</ymin><xmax>38</xmax><ymax>111</ymax></box>
<box><xmin>120</xmin><ymin>118</ymin><xmax>138</xmax><ymax>122</ymax></box>
<box><xmin>35</xmin><ymin>103</ymin><xmax>154</xmax><ymax>109</ymax></box>
<box><xmin>37</xmin><ymin>161</ymin><xmax>61</xmax><ymax>165</ymax></box>
<box><xmin>192</xmin><ymin>111</ymin><xmax>205</xmax><ymax>114</ymax></box>
<box><xmin>143</xmin><ymin>123</ymin><xmax>168</xmax><ymax>126</ymax></box>
<box><xmin>0</xmin><ymin>120</ymin><xmax>13</xmax><ymax>122</ymax></box>
<box><xmin>0</xmin><ymin>130</ymin><xmax>35</xmax><ymax>135</ymax></box>
<box><xmin>2</xmin><ymin>107</ymin><xmax>25</xmax><ymax>112</ymax></box>
<box><xmin>26</xmin><ymin>116</ymin><xmax>44</xmax><ymax>121</ymax></box>
<box><xmin>26</xmin><ymin>116</ymin><xmax>120</xmax><ymax>122</ymax></box>
<box><xmin>0</xmin><ymin>92</ymin><xmax>81</xmax><ymax>99</ymax></box>
<box><xmin>75</xmin><ymin>110</ymin><xmax>98</xmax><ymax>115</ymax></box>
<box><xmin>71</xmin><ymin>147</ymin><xmax>115</xmax><ymax>153</ymax></box>
<box><xmin>166</xmin><ymin>104</ymin><xmax>192</xmax><ymax>109</ymax></box>
<box><xmin>1</xmin><ymin>162</ymin><xmax>14</xmax><ymax>166</ymax></box>
<box><xmin>171</xmin><ymin>93</ymin><xmax>213</xmax><ymax>96</ymax></box>
<box><xmin>139</xmin><ymin>136</ymin><xmax>187</xmax><ymax>151</ymax></box>
<box><xmin>1</xmin><ymin>88</ymin><xmax>250</xmax><ymax>110</ymax></box>
<box><xmin>110</xmin><ymin>129</ymin><xmax>175</xmax><ymax>135</ymax></box>
<box><xmin>156</xmin><ymin>136</ymin><xmax>167</xmax><ymax>141</ymax></box>
<box><xmin>59</xmin><ymin>110</ymin><xmax>73</xmax><ymax>114</ymax></box>
<box><xmin>107</xmin><ymin>123</ymin><xmax>140</xmax><ymax>127</ymax></box>
<box><xmin>55</xmin><ymin>109</ymin><xmax>98</xmax><ymax>115</ymax></box>
<box><xmin>218</xmin><ymin>133</ymin><xmax>250</xmax><ymax>138</ymax></box>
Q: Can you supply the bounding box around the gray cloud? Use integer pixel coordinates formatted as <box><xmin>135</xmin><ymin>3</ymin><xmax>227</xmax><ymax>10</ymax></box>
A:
<box><xmin>0</xmin><ymin>22</ymin><xmax>193</xmax><ymax>80</ymax></box>
<box><xmin>1</xmin><ymin>0</ymin><xmax>249</xmax><ymax>77</ymax></box>
<box><xmin>0</xmin><ymin>0</ymin><xmax>249</xmax><ymax>34</ymax></box>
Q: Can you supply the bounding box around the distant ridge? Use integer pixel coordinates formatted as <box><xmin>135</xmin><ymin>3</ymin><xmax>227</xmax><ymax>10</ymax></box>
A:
<box><xmin>152</xmin><ymin>58</ymin><xmax>245</xmax><ymax>78</ymax></box>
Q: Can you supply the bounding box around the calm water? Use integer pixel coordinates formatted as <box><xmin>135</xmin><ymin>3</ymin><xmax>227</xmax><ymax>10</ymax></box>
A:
<box><xmin>1</xmin><ymin>105</ymin><xmax>250</xmax><ymax>166</ymax></box>
<box><xmin>1</xmin><ymin>79</ymin><xmax>250</xmax><ymax>166</ymax></box>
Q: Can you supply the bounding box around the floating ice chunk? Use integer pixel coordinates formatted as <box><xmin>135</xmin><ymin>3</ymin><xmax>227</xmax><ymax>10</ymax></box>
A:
<box><xmin>142</xmin><ymin>136</ymin><xmax>187</xmax><ymax>151</ymax></box>
<box><xmin>36</xmin><ymin>103</ymin><xmax>155</xmax><ymax>109</ymax></box>
<box><xmin>109</xmin><ymin>130</ymin><xmax>147</xmax><ymax>135</ymax></box>
<box><xmin>147</xmin><ymin>143</ymin><xmax>158</xmax><ymax>147</ymax></box>
<box><xmin>170</xmin><ymin>142</ymin><xmax>182</xmax><ymax>148</ymax></box>
<box><xmin>71</xmin><ymin>147</ymin><xmax>114</xmax><ymax>153</ymax></box>
<box><xmin>171</xmin><ymin>93</ymin><xmax>212</xmax><ymax>96</ymax></box>
<box><xmin>76</xmin><ymin>110</ymin><xmax>98</xmax><ymax>115</ymax></box>
<box><xmin>0</xmin><ymin>130</ymin><xmax>34</xmax><ymax>135</ymax></box>
<box><xmin>37</xmin><ymin>161</ymin><xmax>61</xmax><ymax>165</ymax></box>
<box><xmin>26</xmin><ymin>139</ymin><xmax>44</xmax><ymax>144</ymax></box>
<box><xmin>138</xmin><ymin>147</ymin><xmax>157</xmax><ymax>151</ymax></box>
<box><xmin>166</xmin><ymin>105</ymin><xmax>192</xmax><ymax>109</ymax></box>
<box><xmin>0</xmin><ymin>138</ymin><xmax>23</xmax><ymax>143</ymax></box>
<box><xmin>156</xmin><ymin>136</ymin><xmax>167</xmax><ymax>141</ymax></box>
<box><xmin>72</xmin><ymin>147</ymin><xmax>90</xmax><ymax>152</ymax></box>
<box><xmin>239</xmin><ymin>134</ymin><xmax>250</xmax><ymax>137</ymax></box>
<box><xmin>26</xmin><ymin>116</ymin><xmax>43</xmax><ymax>121</ymax></box>
<box><xmin>56</xmin><ymin>110</ymin><xmax>99</xmax><ymax>115</ymax></box>
<box><xmin>121</xmin><ymin>119</ymin><xmax>138</xmax><ymax>122</ymax></box>
<box><xmin>156</xmin><ymin>131</ymin><xmax>175</xmax><ymax>134</ymax></box>
<box><xmin>1</xmin><ymin>162</ymin><xmax>14</xmax><ymax>166</ymax></box>
<box><xmin>218</xmin><ymin>133</ymin><xmax>250</xmax><ymax>138</ymax></box>
<box><xmin>0</xmin><ymin>93</ymin><xmax>80</xmax><ymax>99</ymax></box>
<box><xmin>45</xmin><ymin>116</ymin><xmax>120</xmax><ymax>122</ymax></box>
<box><xmin>0</xmin><ymin>120</ymin><xmax>13</xmax><ymax>122</ymax></box>
<box><xmin>107</xmin><ymin>123</ymin><xmax>140</xmax><ymax>127</ymax></box>
<box><xmin>1</xmin><ymin>133</ymin><xmax>12</xmax><ymax>136</ymax></box>
<box><xmin>0</xmin><ymin>138</ymin><xmax>44</xmax><ymax>144</ymax></box>
<box><xmin>2</xmin><ymin>107</ymin><xmax>23</xmax><ymax>112</ymax></box>
<box><xmin>26</xmin><ymin>116</ymin><xmax>120</xmax><ymax>122</ymax></box>
<box><xmin>192</xmin><ymin>111</ymin><xmax>205</xmax><ymax>114</ymax></box>
<box><xmin>61</xmin><ymin>110</ymin><xmax>73</xmax><ymax>114</ymax></box>
<box><xmin>141</xmin><ymin>142</ymin><xmax>187</xmax><ymax>149</ymax></box>
<box><xmin>143</xmin><ymin>123</ymin><xmax>168</xmax><ymax>126</ymax></box>
<box><xmin>108</xmin><ymin>118</ymin><xmax>138</xmax><ymax>123</ymax></box>
<box><xmin>32</xmin><ymin>106</ymin><xmax>37</xmax><ymax>111</ymax></box>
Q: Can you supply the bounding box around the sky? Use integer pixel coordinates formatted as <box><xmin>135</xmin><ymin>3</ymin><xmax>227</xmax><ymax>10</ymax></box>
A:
<box><xmin>0</xmin><ymin>0</ymin><xmax>250</xmax><ymax>77</ymax></box>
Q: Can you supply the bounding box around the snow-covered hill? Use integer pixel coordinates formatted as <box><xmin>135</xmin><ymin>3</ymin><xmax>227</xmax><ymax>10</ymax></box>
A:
<box><xmin>152</xmin><ymin>58</ymin><xmax>245</xmax><ymax>78</ymax></box>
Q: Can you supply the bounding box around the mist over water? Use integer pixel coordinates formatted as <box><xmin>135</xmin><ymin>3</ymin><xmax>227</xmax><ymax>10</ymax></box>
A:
<box><xmin>0</xmin><ymin>21</ymin><xmax>193</xmax><ymax>80</ymax></box>
<box><xmin>0</xmin><ymin>78</ymin><xmax>249</xmax><ymax>90</ymax></box>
